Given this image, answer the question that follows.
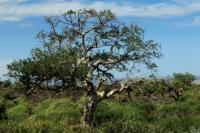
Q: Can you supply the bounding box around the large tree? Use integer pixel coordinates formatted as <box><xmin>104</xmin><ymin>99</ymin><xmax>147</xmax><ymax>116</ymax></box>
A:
<box><xmin>8</xmin><ymin>9</ymin><xmax>161</xmax><ymax>125</ymax></box>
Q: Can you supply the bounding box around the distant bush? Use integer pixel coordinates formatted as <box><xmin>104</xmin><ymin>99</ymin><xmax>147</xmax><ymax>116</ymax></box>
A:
<box><xmin>0</xmin><ymin>99</ymin><xmax>6</xmax><ymax>119</ymax></box>
<box><xmin>10</xmin><ymin>82</ymin><xmax>25</xmax><ymax>90</ymax></box>
<box><xmin>2</xmin><ymin>80</ymin><xmax>11</xmax><ymax>88</ymax></box>
<box><xmin>167</xmin><ymin>73</ymin><xmax>195</xmax><ymax>101</ymax></box>
<box><xmin>140</xmin><ymin>79</ymin><xmax>169</xmax><ymax>96</ymax></box>
<box><xmin>172</xmin><ymin>73</ymin><xmax>196</xmax><ymax>89</ymax></box>
<box><xmin>1</xmin><ymin>89</ymin><xmax>17</xmax><ymax>100</ymax></box>
<box><xmin>0</xmin><ymin>81</ymin><xmax>3</xmax><ymax>88</ymax></box>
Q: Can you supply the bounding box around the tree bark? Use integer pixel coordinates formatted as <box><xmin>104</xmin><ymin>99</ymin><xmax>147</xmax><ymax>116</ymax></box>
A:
<box><xmin>81</xmin><ymin>95</ymin><xmax>99</xmax><ymax>126</ymax></box>
<box><xmin>80</xmin><ymin>81</ymin><xmax>131</xmax><ymax>126</ymax></box>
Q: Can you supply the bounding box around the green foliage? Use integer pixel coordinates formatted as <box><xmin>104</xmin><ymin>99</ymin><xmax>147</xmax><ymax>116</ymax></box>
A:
<box><xmin>0</xmin><ymin>99</ymin><xmax>6</xmax><ymax>119</ymax></box>
<box><xmin>1</xmin><ymin>89</ymin><xmax>17</xmax><ymax>100</ymax></box>
<box><xmin>3</xmin><ymin>80</ymin><xmax>11</xmax><ymax>88</ymax></box>
<box><xmin>30</xmin><ymin>98</ymin><xmax>81</xmax><ymax>124</ymax></box>
<box><xmin>0</xmin><ymin>120</ymin><xmax>89</xmax><ymax>133</ymax></box>
<box><xmin>7</xmin><ymin>9</ymin><xmax>161</xmax><ymax>100</ymax></box>
<box><xmin>0</xmin><ymin>73</ymin><xmax>199</xmax><ymax>132</ymax></box>
<box><xmin>168</xmin><ymin>73</ymin><xmax>195</xmax><ymax>101</ymax></box>
<box><xmin>10</xmin><ymin>82</ymin><xmax>25</xmax><ymax>90</ymax></box>
<box><xmin>0</xmin><ymin>80</ymin><xmax>12</xmax><ymax>88</ymax></box>
<box><xmin>95</xmin><ymin>120</ymin><xmax>151</xmax><ymax>133</ymax></box>
<box><xmin>137</xmin><ymin>73</ymin><xmax>196</xmax><ymax>101</ymax></box>
<box><xmin>172</xmin><ymin>72</ymin><xmax>196</xmax><ymax>89</ymax></box>
<box><xmin>7</xmin><ymin>45</ymin><xmax>90</xmax><ymax>93</ymax></box>
<box><xmin>93</xmin><ymin>100</ymin><xmax>138</xmax><ymax>124</ymax></box>
<box><xmin>190</xmin><ymin>127</ymin><xmax>200</xmax><ymax>133</ymax></box>
<box><xmin>76</xmin><ymin>94</ymin><xmax>87</xmax><ymax>113</ymax></box>
<box><xmin>0</xmin><ymin>80</ymin><xmax>3</xmax><ymax>88</ymax></box>
<box><xmin>6</xmin><ymin>97</ymin><xmax>30</xmax><ymax>120</ymax></box>
<box><xmin>0</xmin><ymin>93</ymin><xmax>88</xmax><ymax>132</ymax></box>
<box><xmin>93</xmin><ymin>100</ymin><xmax>157</xmax><ymax>132</ymax></box>
<box><xmin>140</xmin><ymin>79</ymin><xmax>169</xmax><ymax>95</ymax></box>
<box><xmin>6</xmin><ymin>9</ymin><xmax>162</xmax><ymax>126</ymax></box>
<box><xmin>0</xmin><ymin>85</ymin><xmax>200</xmax><ymax>132</ymax></box>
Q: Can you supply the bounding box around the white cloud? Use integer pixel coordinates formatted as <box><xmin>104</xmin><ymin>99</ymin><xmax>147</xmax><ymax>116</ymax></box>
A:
<box><xmin>0</xmin><ymin>0</ymin><xmax>14</xmax><ymax>4</ymax></box>
<box><xmin>1</xmin><ymin>0</ymin><xmax>200</xmax><ymax>22</ymax></box>
<box><xmin>0</xmin><ymin>16</ymin><xmax>20</xmax><ymax>21</ymax></box>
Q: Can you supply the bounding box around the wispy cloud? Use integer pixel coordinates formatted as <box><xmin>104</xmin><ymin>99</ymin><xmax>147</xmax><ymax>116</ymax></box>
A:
<box><xmin>18</xmin><ymin>23</ymin><xmax>33</xmax><ymax>28</ymax></box>
<box><xmin>1</xmin><ymin>0</ymin><xmax>200</xmax><ymax>22</ymax></box>
<box><xmin>176</xmin><ymin>16</ymin><xmax>200</xmax><ymax>27</ymax></box>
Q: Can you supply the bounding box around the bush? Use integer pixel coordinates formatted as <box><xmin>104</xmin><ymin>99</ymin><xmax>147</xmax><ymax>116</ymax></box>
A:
<box><xmin>137</xmin><ymin>79</ymin><xmax>170</xmax><ymax>96</ymax></box>
<box><xmin>0</xmin><ymin>99</ymin><xmax>6</xmax><ymax>119</ymax></box>
<box><xmin>1</xmin><ymin>89</ymin><xmax>17</xmax><ymax>100</ymax></box>
<box><xmin>172</xmin><ymin>73</ymin><xmax>196</xmax><ymax>89</ymax></box>
<box><xmin>0</xmin><ymin>80</ymin><xmax>3</xmax><ymax>88</ymax></box>
<box><xmin>10</xmin><ymin>82</ymin><xmax>25</xmax><ymax>90</ymax></box>
<box><xmin>2</xmin><ymin>80</ymin><xmax>11</xmax><ymax>88</ymax></box>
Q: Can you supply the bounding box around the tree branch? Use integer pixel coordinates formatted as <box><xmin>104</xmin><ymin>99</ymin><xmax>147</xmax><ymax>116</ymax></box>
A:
<box><xmin>105</xmin><ymin>81</ymin><xmax>129</xmax><ymax>98</ymax></box>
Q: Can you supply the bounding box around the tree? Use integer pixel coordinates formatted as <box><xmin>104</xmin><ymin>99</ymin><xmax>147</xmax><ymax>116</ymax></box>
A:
<box><xmin>172</xmin><ymin>73</ymin><xmax>196</xmax><ymax>88</ymax></box>
<box><xmin>7</xmin><ymin>43</ymin><xmax>88</xmax><ymax>95</ymax></box>
<box><xmin>169</xmin><ymin>73</ymin><xmax>196</xmax><ymax>101</ymax></box>
<box><xmin>8</xmin><ymin>9</ymin><xmax>161</xmax><ymax>125</ymax></box>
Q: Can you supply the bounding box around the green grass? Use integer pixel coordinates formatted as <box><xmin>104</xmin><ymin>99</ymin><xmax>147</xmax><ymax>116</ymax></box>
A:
<box><xmin>30</xmin><ymin>98</ymin><xmax>81</xmax><ymax>124</ymax></box>
<box><xmin>1</xmin><ymin>85</ymin><xmax>200</xmax><ymax>132</ymax></box>
<box><xmin>6</xmin><ymin>97</ymin><xmax>30</xmax><ymax>120</ymax></box>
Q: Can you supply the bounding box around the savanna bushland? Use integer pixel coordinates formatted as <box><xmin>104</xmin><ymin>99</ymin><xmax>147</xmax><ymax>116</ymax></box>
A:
<box><xmin>0</xmin><ymin>9</ymin><xmax>200</xmax><ymax>133</ymax></box>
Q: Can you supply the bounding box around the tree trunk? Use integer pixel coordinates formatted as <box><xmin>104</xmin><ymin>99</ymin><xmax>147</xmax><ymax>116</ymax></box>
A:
<box><xmin>81</xmin><ymin>95</ymin><xmax>99</xmax><ymax>126</ymax></box>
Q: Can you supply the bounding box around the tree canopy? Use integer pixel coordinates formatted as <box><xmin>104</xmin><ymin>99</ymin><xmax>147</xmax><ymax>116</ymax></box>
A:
<box><xmin>7</xmin><ymin>9</ymin><xmax>162</xmax><ymax>125</ymax></box>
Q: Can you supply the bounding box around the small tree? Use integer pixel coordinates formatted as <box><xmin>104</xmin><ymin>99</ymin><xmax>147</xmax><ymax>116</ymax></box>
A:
<box><xmin>7</xmin><ymin>44</ymin><xmax>88</xmax><ymax>94</ymax></box>
<box><xmin>172</xmin><ymin>73</ymin><xmax>196</xmax><ymax>88</ymax></box>
<box><xmin>8</xmin><ymin>9</ymin><xmax>161</xmax><ymax>125</ymax></box>
<box><xmin>169</xmin><ymin>73</ymin><xmax>196</xmax><ymax>101</ymax></box>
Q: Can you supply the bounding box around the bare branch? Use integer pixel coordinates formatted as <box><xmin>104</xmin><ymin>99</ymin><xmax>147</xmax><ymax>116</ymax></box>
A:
<box><xmin>105</xmin><ymin>80</ymin><xmax>129</xmax><ymax>98</ymax></box>
<box><xmin>95</xmin><ymin>77</ymin><xmax>107</xmax><ymax>90</ymax></box>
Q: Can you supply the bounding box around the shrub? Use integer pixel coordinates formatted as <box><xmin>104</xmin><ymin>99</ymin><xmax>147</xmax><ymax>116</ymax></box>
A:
<box><xmin>0</xmin><ymin>99</ymin><xmax>6</xmax><ymax>119</ymax></box>
<box><xmin>2</xmin><ymin>80</ymin><xmax>11</xmax><ymax>88</ymax></box>
<box><xmin>10</xmin><ymin>82</ymin><xmax>25</xmax><ymax>90</ymax></box>
<box><xmin>172</xmin><ymin>73</ymin><xmax>196</xmax><ymax>89</ymax></box>
<box><xmin>1</xmin><ymin>89</ymin><xmax>17</xmax><ymax>100</ymax></box>
<box><xmin>0</xmin><ymin>80</ymin><xmax>3</xmax><ymax>88</ymax></box>
<box><xmin>138</xmin><ymin>79</ymin><xmax>170</xmax><ymax>96</ymax></box>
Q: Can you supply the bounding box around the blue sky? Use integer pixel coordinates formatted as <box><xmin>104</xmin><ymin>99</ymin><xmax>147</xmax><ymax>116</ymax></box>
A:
<box><xmin>1</xmin><ymin>0</ymin><xmax>200</xmax><ymax>78</ymax></box>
